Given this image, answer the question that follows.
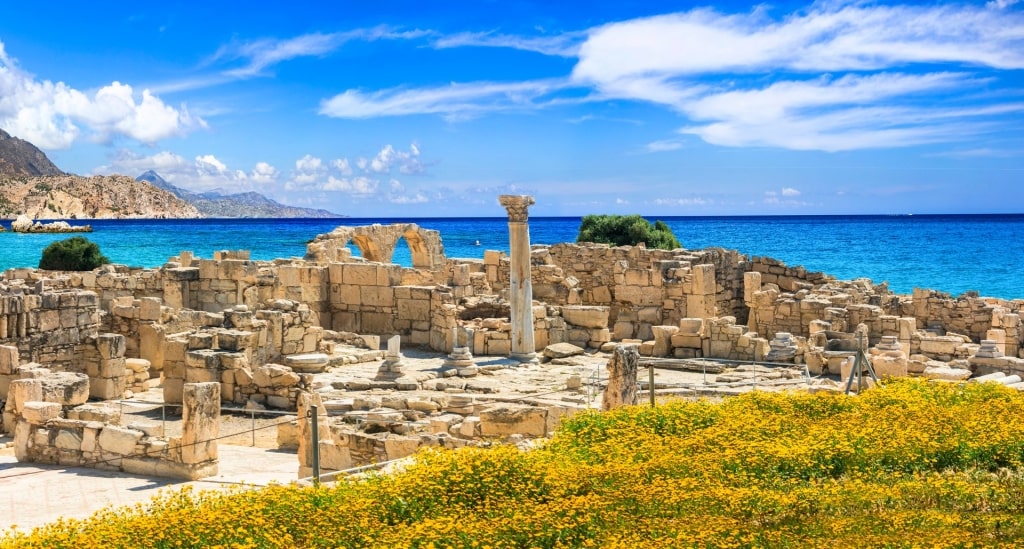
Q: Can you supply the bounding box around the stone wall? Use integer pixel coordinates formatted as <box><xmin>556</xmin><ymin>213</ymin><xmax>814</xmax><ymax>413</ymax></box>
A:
<box><xmin>10</xmin><ymin>379</ymin><xmax>220</xmax><ymax>480</ymax></box>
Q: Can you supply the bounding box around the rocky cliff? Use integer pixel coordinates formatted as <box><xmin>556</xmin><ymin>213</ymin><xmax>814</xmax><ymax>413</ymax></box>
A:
<box><xmin>137</xmin><ymin>171</ymin><xmax>342</xmax><ymax>218</ymax></box>
<box><xmin>0</xmin><ymin>129</ymin><xmax>64</xmax><ymax>177</ymax></box>
<box><xmin>0</xmin><ymin>174</ymin><xmax>202</xmax><ymax>219</ymax></box>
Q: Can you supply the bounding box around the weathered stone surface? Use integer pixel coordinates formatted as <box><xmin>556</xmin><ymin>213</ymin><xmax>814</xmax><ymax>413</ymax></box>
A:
<box><xmin>560</xmin><ymin>306</ymin><xmax>609</xmax><ymax>329</ymax></box>
<box><xmin>181</xmin><ymin>382</ymin><xmax>220</xmax><ymax>464</ymax></box>
<box><xmin>22</xmin><ymin>401</ymin><xmax>62</xmax><ymax>425</ymax></box>
<box><xmin>41</xmin><ymin>372</ymin><xmax>90</xmax><ymax>406</ymax></box>
<box><xmin>479</xmin><ymin>404</ymin><xmax>547</xmax><ymax>437</ymax></box>
<box><xmin>98</xmin><ymin>426</ymin><xmax>144</xmax><ymax>455</ymax></box>
<box><xmin>543</xmin><ymin>342</ymin><xmax>584</xmax><ymax>359</ymax></box>
<box><xmin>602</xmin><ymin>344</ymin><xmax>639</xmax><ymax>411</ymax></box>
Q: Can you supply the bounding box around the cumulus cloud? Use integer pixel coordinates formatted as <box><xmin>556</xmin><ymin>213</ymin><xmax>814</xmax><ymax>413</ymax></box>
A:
<box><xmin>283</xmin><ymin>144</ymin><xmax>425</xmax><ymax>197</ymax></box>
<box><xmin>0</xmin><ymin>41</ymin><xmax>204</xmax><ymax>149</ymax></box>
<box><xmin>781</xmin><ymin>187</ymin><xmax>800</xmax><ymax>196</ymax></box>
<box><xmin>96</xmin><ymin>150</ymin><xmax>273</xmax><ymax>192</ymax></box>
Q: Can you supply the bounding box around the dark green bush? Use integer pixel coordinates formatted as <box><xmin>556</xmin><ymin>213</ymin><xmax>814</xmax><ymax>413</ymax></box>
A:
<box><xmin>39</xmin><ymin>236</ymin><xmax>109</xmax><ymax>271</ymax></box>
<box><xmin>576</xmin><ymin>214</ymin><xmax>681</xmax><ymax>250</ymax></box>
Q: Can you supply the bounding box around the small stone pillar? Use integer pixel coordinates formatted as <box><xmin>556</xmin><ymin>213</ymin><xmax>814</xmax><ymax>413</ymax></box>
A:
<box><xmin>499</xmin><ymin>195</ymin><xmax>538</xmax><ymax>363</ymax></box>
<box><xmin>602</xmin><ymin>344</ymin><xmax>639</xmax><ymax>411</ymax></box>
<box><xmin>180</xmin><ymin>382</ymin><xmax>220</xmax><ymax>479</ymax></box>
<box><xmin>376</xmin><ymin>335</ymin><xmax>406</xmax><ymax>379</ymax></box>
<box><xmin>444</xmin><ymin>327</ymin><xmax>478</xmax><ymax>377</ymax></box>
<box><xmin>766</xmin><ymin>332</ymin><xmax>797</xmax><ymax>362</ymax></box>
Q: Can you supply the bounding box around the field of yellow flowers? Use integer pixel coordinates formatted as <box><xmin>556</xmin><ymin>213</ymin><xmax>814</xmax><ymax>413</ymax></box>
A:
<box><xmin>4</xmin><ymin>379</ymin><xmax>1024</xmax><ymax>548</ymax></box>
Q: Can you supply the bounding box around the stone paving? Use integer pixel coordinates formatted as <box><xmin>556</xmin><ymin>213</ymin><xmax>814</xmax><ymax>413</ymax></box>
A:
<box><xmin>0</xmin><ymin>443</ymin><xmax>297</xmax><ymax>534</ymax></box>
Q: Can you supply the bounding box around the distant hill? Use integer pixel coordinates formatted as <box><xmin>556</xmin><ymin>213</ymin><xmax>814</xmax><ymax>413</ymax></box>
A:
<box><xmin>137</xmin><ymin>170</ymin><xmax>343</xmax><ymax>218</ymax></box>
<box><xmin>0</xmin><ymin>129</ymin><xmax>64</xmax><ymax>177</ymax></box>
<box><xmin>0</xmin><ymin>174</ymin><xmax>202</xmax><ymax>219</ymax></box>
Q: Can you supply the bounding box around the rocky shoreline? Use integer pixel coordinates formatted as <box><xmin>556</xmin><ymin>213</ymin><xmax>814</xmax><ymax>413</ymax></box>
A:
<box><xmin>9</xmin><ymin>214</ymin><xmax>91</xmax><ymax>233</ymax></box>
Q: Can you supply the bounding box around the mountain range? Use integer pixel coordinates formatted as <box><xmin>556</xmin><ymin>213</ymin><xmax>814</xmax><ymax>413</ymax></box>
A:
<box><xmin>136</xmin><ymin>171</ymin><xmax>341</xmax><ymax>218</ymax></box>
<box><xmin>0</xmin><ymin>128</ymin><xmax>344</xmax><ymax>219</ymax></box>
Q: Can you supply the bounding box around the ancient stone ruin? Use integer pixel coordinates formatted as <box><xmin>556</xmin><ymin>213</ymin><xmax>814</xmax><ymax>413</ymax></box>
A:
<box><xmin>4</xmin><ymin>194</ymin><xmax>1024</xmax><ymax>479</ymax></box>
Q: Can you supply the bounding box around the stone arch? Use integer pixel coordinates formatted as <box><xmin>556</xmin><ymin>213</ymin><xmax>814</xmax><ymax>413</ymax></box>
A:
<box><xmin>304</xmin><ymin>223</ymin><xmax>446</xmax><ymax>268</ymax></box>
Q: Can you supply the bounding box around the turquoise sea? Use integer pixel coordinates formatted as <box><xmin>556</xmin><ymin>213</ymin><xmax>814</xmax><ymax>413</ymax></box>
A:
<box><xmin>1</xmin><ymin>215</ymin><xmax>1021</xmax><ymax>300</ymax></box>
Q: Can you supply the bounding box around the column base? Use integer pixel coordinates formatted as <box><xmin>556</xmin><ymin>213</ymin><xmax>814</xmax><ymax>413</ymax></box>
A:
<box><xmin>510</xmin><ymin>352</ymin><xmax>539</xmax><ymax>364</ymax></box>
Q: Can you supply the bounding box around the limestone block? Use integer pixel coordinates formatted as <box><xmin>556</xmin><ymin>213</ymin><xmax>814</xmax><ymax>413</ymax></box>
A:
<box><xmin>872</xmin><ymin>354</ymin><xmax>909</xmax><ymax>379</ymax></box>
<box><xmin>0</xmin><ymin>345</ymin><xmax>18</xmax><ymax>375</ymax></box>
<box><xmin>181</xmin><ymin>382</ymin><xmax>220</xmax><ymax>465</ymax></box>
<box><xmin>671</xmin><ymin>334</ymin><xmax>702</xmax><ymax>349</ymax></box>
<box><xmin>343</xmin><ymin>264</ymin><xmax>378</xmax><ymax>286</ymax></box>
<box><xmin>22</xmin><ymin>401</ymin><xmax>62</xmax><ymax>425</ymax></box>
<box><xmin>651</xmin><ymin>325</ymin><xmax>679</xmax><ymax>357</ymax></box>
<box><xmin>100</xmin><ymin>358</ymin><xmax>127</xmax><ymax>378</ymax></box>
<box><xmin>68</xmin><ymin>403</ymin><xmax>120</xmax><ymax>423</ymax></box>
<box><xmin>612</xmin><ymin>321</ymin><xmax>635</xmax><ymax>340</ymax></box>
<box><xmin>678</xmin><ymin>318</ymin><xmax>704</xmax><ymax>336</ymax></box>
<box><xmin>253</xmin><ymin>364</ymin><xmax>301</xmax><ymax>388</ymax></box>
<box><xmin>459</xmin><ymin>416</ymin><xmax>481</xmax><ymax>438</ymax></box>
<box><xmin>561</xmin><ymin>306</ymin><xmax>609</xmax><ymax>329</ymax></box>
<box><xmin>41</xmin><ymin>372</ymin><xmax>90</xmax><ymax>406</ymax></box>
<box><xmin>55</xmin><ymin>429</ymin><xmax>83</xmax><ymax>451</ymax></box>
<box><xmin>8</xmin><ymin>379</ymin><xmax>43</xmax><ymax>413</ymax></box>
<box><xmin>543</xmin><ymin>342</ymin><xmax>584</xmax><ymax>359</ymax></box>
<box><xmin>126</xmin><ymin>358</ymin><xmax>151</xmax><ymax>374</ymax></box>
<box><xmin>360</xmin><ymin>286</ymin><xmax>395</xmax><ymax>307</ymax></box>
<box><xmin>139</xmin><ymin>297</ymin><xmax>162</xmax><ymax>321</ymax></box>
<box><xmin>920</xmin><ymin>337</ymin><xmax>959</xmax><ymax>356</ymax></box>
<box><xmin>384</xmin><ymin>436</ymin><xmax>422</xmax><ymax>460</ymax></box>
<box><xmin>163</xmin><ymin>378</ymin><xmax>184</xmax><ymax>404</ymax></box>
<box><xmin>692</xmin><ymin>264</ymin><xmax>716</xmax><ymax>295</ymax></box>
<box><xmin>90</xmin><ymin>377</ymin><xmax>126</xmax><ymax>400</ymax></box>
<box><xmin>479</xmin><ymin>404</ymin><xmax>547</xmax><ymax>437</ymax></box>
<box><xmin>319</xmin><ymin>440</ymin><xmax>352</xmax><ymax>470</ymax></box>
<box><xmin>98</xmin><ymin>426</ymin><xmax>144</xmax><ymax>455</ymax></box>
<box><xmin>217</xmin><ymin>330</ymin><xmax>253</xmax><ymax>352</ymax></box>
<box><xmin>923</xmin><ymin>366</ymin><xmax>972</xmax><ymax>381</ymax></box>
<box><xmin>96</xmin><ymin>334</ymin><xmax>126</xmax><ymax>360</ymax></box>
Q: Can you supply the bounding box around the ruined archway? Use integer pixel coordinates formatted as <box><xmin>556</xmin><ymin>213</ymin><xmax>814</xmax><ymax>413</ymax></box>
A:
<box><xmin>305</xmin><ymin>223</ymin><xmax>446</xmax><ymax>268</ymax></box>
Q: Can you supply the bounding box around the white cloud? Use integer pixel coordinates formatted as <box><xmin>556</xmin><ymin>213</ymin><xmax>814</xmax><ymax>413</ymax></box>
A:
<box><xmin>331</xmin><ymin>158</ymin><xmax>353</xmax><ymax>176</ymax></box>
<box><xmin>571</xmin><ymin>4</ymin><xmax>1024</xmax><ymax>151</ymax></box>
<box><xmin>645</xmin><ymin>139</ymin><xmax>684</xmax><ymax>152</ymax></box>
<box><xmin>250</xmin><ymin>161</ymin><xmax>278</xmax><ymax>183</ymax></box>
<box><xmin>389</xmin><ymin>192</ymin><xmax>428</xmax><ymax>204</ymax></box>
<box><xmin>95</xmin><ymin>150</ymin><xmax>273</xmax><ymax>192</ymax></box>
<box><xmin>654</xmin><ymin>197</ymin><xmax>710</xmax><ymax>206</ymax></box>
<box><xmin>213</xmin><ymin>27</ymin><xmax>432</xmax><ymax>78</ymax></box>
<box><xmin>0</xmin><ymin>41</ymin><xmax>204</xmax><ymax>149</ymax></box>
<box><xmin>781</xmin><ymin>187</ymin><xmax>800</xmax><ymax>196</ymax></box>
<box><xmin>433</xmin><ymin>31</ymin><xmax>584</xmax><ymax>57</ymax></box>
<box><xmin>319</xmin><ymin>78</ymin><xmax>570</xmax><ymax>119</ymax></box>
<box><xmin>322</xmin><ymin>175</ymin><xmax>377</xmax><ymax>194</ymax></box>
<box><xmin>317</xmin><ymin>3</ymin><xmax>1024</xmax><ymax>152</ymax></box>
<box><xmin>573</xmin><ymin>4</ymin><xmax>1024</xmax><ymax>83</ymax></box>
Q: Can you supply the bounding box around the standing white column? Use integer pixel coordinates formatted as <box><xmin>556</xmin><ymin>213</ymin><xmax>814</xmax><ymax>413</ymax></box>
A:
<box><xmin>499</xmin><ymin>195</ymin><xmax>538</xmax><ymax>363</ymax></box>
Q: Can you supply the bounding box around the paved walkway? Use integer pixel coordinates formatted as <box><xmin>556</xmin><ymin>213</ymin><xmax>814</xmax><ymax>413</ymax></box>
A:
<box><xmin>0</xmin><ymin>443</ymin><xmax>298</xmax><ymax>534</ymax></box>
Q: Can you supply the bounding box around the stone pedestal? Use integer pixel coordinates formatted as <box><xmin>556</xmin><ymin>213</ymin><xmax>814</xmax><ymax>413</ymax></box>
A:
<box><xmin>376</xmin><ymin>335</ymin><xmax>406</xmax><ymax>380</ymax></box>
<box><xmin>444</xmin><ymin>327</ymin><xmax>478</xmax><ymax>377</ymax></box>
<box><xmin>499</xmin><ymin>195</ymin><xmax>538</xmax><ymax>363</ymax></box>
<box><xmin>766</xmin><ymin>332</ymin><xmax>797</xmax><ymax>362</ymax></box>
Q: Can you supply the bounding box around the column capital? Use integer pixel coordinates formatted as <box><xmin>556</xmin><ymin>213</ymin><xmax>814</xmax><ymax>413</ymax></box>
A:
<box><xmin>498</xmin><ymin>195</ymin><xmax>535</xmax><ymax>223</ymax></box>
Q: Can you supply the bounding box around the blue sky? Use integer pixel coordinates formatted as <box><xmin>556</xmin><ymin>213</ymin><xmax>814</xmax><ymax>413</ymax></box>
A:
<box><xmin>0</xmin><ymin>0</ymin><xmax>1021</xmax><ymax>217</ymax></box>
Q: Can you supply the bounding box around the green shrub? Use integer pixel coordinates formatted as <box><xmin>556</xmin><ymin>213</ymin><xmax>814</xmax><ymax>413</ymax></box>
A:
<box><xmin>576</xmin><ymin>214</ymin><xmax>681</xmax><ymax>250</ymax></box>
<box><xmin>38</xmin><ymin>236</ymin><xmax>109</xmax><ymax>271</ymax></box>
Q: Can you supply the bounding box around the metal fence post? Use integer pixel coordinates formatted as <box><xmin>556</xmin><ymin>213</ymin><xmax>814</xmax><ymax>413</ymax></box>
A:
<box><xmin>311</xmin><ymin>405</ymin><xmax>321</xmax><ymax>486</ymax></box>
<box><xmin>649</xmin><ymin>364</ymin><xmax>656</xmax><ymax>407</ymax></box>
